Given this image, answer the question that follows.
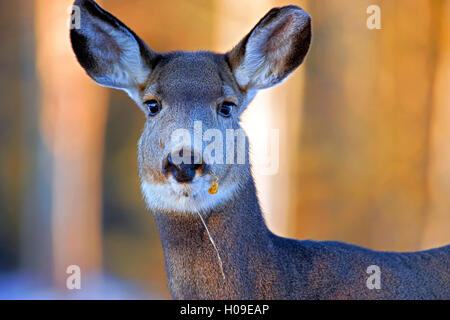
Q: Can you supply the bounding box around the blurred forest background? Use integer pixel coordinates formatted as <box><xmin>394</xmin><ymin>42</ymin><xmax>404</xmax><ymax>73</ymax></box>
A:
<box><xmin>0</xmin><ymin>0</ymin><xmax>449</xmax><ymax>299</ymax></box>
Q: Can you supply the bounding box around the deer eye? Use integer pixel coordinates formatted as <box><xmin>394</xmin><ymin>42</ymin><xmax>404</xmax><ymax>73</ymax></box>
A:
<box><xmin>145</xmin><ymin>99</ymin><xmax>161</xmax><ymax>116</ymax></box>
<box><xmin>218</xmin><ymin>101</ymin><xmax>234</xmax><ymax>118</ymax></box>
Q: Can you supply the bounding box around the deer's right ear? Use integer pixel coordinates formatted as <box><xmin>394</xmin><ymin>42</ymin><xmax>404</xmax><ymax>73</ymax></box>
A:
<box><xmin>227</xmin><ymin>5</ymin><xmax>311</xmax><ymax>91</ymax></box>
<box><xmin>70</xmin><ymin>0</ymin><xmax>158</xmax><ymax>94</ymax></box>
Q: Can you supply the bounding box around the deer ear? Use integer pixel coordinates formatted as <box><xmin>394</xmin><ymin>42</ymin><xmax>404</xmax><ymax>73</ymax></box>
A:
<box><xmin>70</xmin><ymin>0</ymin><xmax>158</xmax><ymax>94</ymax></box>
<box><xmin>227</xmin><ymin>5</ymin><xmax>311</xmax><ymax>91</ymax></box>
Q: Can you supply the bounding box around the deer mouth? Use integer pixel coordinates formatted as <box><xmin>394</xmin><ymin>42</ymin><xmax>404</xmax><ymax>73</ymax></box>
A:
<box><xmin>140</xmin><ymin>172</ymin><xmax>238</xmax><ymax>213</ymax></box>
<box><xmin>166</xmin><ymin>173</ymin><xmax>213</xmax><ymax>199</ymax></box>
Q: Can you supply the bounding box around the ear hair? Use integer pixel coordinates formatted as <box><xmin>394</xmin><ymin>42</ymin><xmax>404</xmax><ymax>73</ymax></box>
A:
<box><xmin>70</xmin><ymin>0</ymin><xmax>159</xmax><ymax>94</ymax></box>
<box><xmin>227</xmin><ymin>5</ymin><xmax>311</xmax><ymax>91</ymax></box>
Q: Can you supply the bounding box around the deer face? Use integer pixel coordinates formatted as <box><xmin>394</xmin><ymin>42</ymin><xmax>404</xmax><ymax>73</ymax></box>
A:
<box><xmin>137</xmin><ymin>52</ymin><xmax>253</xmax><ymax>213</ymax></box>
<box><xmin>70</xmin><ymin>0</ymin><xmax>311</xmax><ymax>214</ymax></box>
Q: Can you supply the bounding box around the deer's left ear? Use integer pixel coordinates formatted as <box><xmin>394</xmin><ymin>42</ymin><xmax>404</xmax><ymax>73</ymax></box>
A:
<box><xmin>227</xmin><ymin>5</ymin><xmax>311</xmax><ymax>91</ymax></box>
<box><xmin>70</xmin><ymin>0</ymin><xmax>158</xmax><ymax>95</ymax></box>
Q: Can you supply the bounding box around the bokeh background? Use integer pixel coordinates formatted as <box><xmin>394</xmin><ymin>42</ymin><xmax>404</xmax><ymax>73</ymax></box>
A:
<box><xmin>0</xmin><ymin>0</ymin><xmax>449</xmax><ymax>299</ymax></box>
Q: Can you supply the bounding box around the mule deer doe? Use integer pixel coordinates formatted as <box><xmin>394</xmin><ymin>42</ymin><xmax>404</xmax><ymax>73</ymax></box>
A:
<box><xmin>70</xmin><ymin>0</ymin><xmax>449</xmax><ymax>299</ymax></box>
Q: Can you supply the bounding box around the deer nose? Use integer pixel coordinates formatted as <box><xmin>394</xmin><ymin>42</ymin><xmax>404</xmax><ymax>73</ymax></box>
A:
<box><xmin>163</xmin><ymin>150</ymin><xmax>205</xmax><ymax>183</ymax></box>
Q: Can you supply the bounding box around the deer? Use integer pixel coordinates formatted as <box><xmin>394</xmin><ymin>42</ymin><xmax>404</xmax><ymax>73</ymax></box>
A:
<box><xmin>70</xmin><ymin>0</ymin><xmax>450</xmax><ymax>299</ymax></box>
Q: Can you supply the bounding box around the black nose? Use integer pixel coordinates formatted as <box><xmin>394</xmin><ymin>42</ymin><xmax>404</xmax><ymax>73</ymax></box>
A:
<box><xmin>163</xmin><ymin>150</ymin><xmax>205</xmax><ymax>183</ymax></box>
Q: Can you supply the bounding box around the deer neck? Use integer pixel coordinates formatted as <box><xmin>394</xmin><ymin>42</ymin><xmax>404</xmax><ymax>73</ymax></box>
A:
<box><xmin>152</xmin><ymin>177</ymin><xmax>277</xmax><ymax>299</ymax></box>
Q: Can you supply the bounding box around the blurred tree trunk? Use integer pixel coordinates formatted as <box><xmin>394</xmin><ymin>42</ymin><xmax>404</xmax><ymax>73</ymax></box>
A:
<box><xmin>368</xmin><ymin>0</ymin><xmax>445</xmax><ymax>250</ymax></box>
<box><xmin>292</xmin><ymin>0</ymin><xmax>382</xmax><ymax>247</ymax></box>
<box><xmin>422</xmin><ymin>0</ymin><xmax>450</xmax><ymax>249</ymax></box>
<box><xmin>292</xmin><ymin>0</ymin><xmax>444</xmax><ymax>251</ymax></box>
<box><xmin>18</xmin><ymin>0</ymin><xmax>53</xmax><ymax>282</ymax></box>
<box><xmin>35</xmin><ymin>0</ymin><xmax>108</xmax><ymax>288</ymax></box>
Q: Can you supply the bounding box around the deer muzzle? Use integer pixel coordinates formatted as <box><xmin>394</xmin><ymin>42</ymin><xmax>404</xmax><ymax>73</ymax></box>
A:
<box><xmin>163</xmin><ymin>149</ymin><xmax>206</xmax><ymax>183</ymax></box>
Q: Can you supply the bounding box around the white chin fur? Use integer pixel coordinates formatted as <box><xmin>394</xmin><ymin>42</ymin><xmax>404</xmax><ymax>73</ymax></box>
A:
<box><xmin>141</xmin><ymin>175</ymin><xmax>239</xmax><ymax>214</ymax></box>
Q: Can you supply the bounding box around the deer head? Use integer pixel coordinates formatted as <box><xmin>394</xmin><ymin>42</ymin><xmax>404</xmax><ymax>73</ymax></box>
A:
<box><xmin>70</xmin><ymin>0</ymin><xmax>311</xmax><ymax>214</ymax></box>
